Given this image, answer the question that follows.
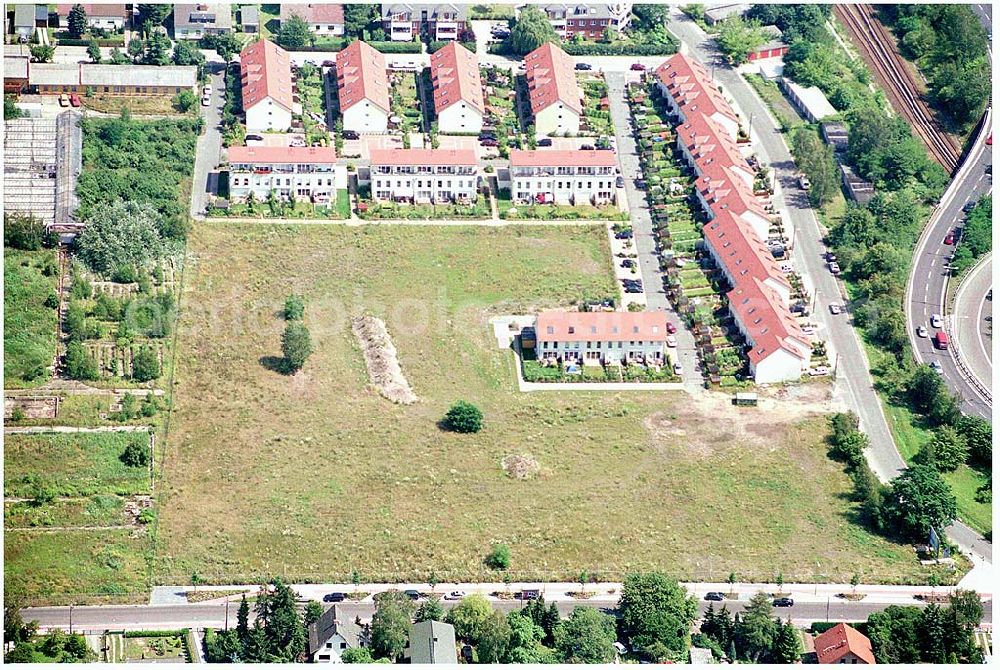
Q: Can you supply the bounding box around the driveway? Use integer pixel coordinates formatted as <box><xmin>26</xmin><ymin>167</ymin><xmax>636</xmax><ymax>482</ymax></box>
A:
<box><xmin>605</xmin><ymin>70</ymin><xmax>701</xmax><ymax>388</ymax></box>
<box><xmin>189</xmin><ymin>61</ymin><xmax>225</xmax><ymax>219</ymax></box>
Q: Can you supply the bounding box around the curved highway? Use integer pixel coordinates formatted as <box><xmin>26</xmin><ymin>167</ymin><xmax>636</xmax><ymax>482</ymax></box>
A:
<box><xmin>952</xmin><ymin>255</ymin><xmax>993</xmax><ymax>396</ymax></box>
<box><xmin>905</xmin><ymin>111</ymin><xmax>992</xmax><ymax>421</ymax></box>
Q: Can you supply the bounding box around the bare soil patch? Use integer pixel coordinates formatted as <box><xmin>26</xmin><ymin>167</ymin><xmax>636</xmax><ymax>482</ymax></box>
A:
<box><xmin>351</xmin><ymin>315</ymin><xmax>417</xmax><ymax>404</ymax></box>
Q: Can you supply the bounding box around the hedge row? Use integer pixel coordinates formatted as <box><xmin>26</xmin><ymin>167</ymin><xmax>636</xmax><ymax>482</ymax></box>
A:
<box><xmin>56</xmin><ymin>37</ymin><xmax>124</xmax><ymax>47</ymax></box>
<box><xmin>427</xmin><ymin>40</ymin><xmax>477</xmax><ymax>54</ymax></box>
<box><xmin>123</xmin><ymin>629</ymin><xmax>189</xmax><ymax>639</ymax></box>
<box><xmin>488</xmin><ymin>39</ymin><xmax>677</xmax><ymax>57</ymax></box>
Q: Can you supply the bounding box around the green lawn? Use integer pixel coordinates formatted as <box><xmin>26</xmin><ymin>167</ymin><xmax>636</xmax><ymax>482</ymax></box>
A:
<box><xmin>4</xmin><ymin>529</ymin><xmax>150</xmax><ymax>605</ymax></box>
<box><xmin>4</xmin><ymin>432</ymin><xmax>151</xmax><ymax>498</ymax></box>
<box><xmin>152</xmin><ymin>223</ymin><xmax>951</xmax><ymax>588</ymax></box>
<box><xmin>3</xmin><ymin>249</ymin><xmax>58</xmax><ymax>387</ymax></box>
<box><xmin>5</xmin><ymin>495</ymin><xmax>129</xmax><ymax>529</ymax></box>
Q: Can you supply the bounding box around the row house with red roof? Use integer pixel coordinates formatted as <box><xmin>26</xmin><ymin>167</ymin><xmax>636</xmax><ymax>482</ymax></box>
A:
<box><xmin>367</xmin><ymin>148</ymin><xmax>479</xmax><ymax>204</ymax></box>
<box><xmin>240</xmin><ymin>39</ymin><xmax>294</xmax><ymax>132</ymax></box>
<box><xmin>335</xmin><ymin>40</ymin><xmax>391</xmax><ymax>133</ymax></box>
<box><xmin>506</xmin><ymin>149</ymin><xmax>617</xmax><ymax>207</ymax></box>
<box><xmin>429</xmin><ymin>42</ymin><xmax>484</xmax><ymax>133</ymax></box>
<box><xmin>656</xmin><ymin>53</ymin><xmax>809</xmax><ymax>383</ymax></box>
<box><xmin>227</xmin><ymin>146</ymin><xmax>345</xmax><ymax>204</ymax></box>
<box><xmin>534</xmin><ymin>311</ymin><xmax>670</xmax><ymax>367</ymax></box>
<box><xmin>524</xmin><ymin>42</ymin><xmax>583</xmax><ymax>136</ymax></box>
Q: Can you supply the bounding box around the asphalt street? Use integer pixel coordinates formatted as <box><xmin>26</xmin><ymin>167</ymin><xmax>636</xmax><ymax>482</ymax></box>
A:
<box><xmin>605</xmin><ymin>70</ymin><xmax>702</xmax><ymax>387</ymax></box>
<box><xmin>25</xmin><ymin>597</ymin><xmax>991</xmax><ymax>634</ymax></box>
<box><xmin>189</xmin><ymin>61</ymin><xmax>226</xmax><ymax>219</ymax></box>
<box><xmin>665</xmin><ymin>11</ymin><xmax>992</xmax><ymax>566</ymax></box>
<box><xmin>951</xmin><ymin>255</ymin><xmax>993</xmax><ymax>398</ymax></box>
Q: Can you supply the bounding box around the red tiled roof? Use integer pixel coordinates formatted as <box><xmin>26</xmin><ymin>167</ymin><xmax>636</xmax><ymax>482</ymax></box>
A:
<box><xmin>509</xmin><ymin>149</ymin><xmax>617</xmax><ymax>168</ymax></box>
<box><xmin>677</xmin><ymin>114</ymin><xmax>752</xmax><ymax>181</ymax></box>
<box><xmin>729</xmin><ymin>278</ymin><xmax>810</xmax><ymax>365</ymax></box>
<box><xmin>536</xmin><ymin>312</ymin><xmax>670</xmax><ymax>343</ymax></box>
<box><xmin>240</xmin><ymin>39</ymin><xmax>293</xmax><ymax>113</ymax></box>
<box><xmin>369</xmin><ymin>148</ymin><xmax>477</xmax><ymax>166</ymax></box>
<box><xmin>227</xmin><ymin>146</ymin><xmax>338</xmax><ymax>164</ymax></box>
<box><xmin>656</xmin><ymin>53</ymin><xmax>739</xmax><ymax>126</ymax></box>
<box><xmin>813</xmin><ymin>623</ymin><xmax>875</xmax><ymax>665</ymax></box>
<box><xmin>524</xmin><ymin>42</ymin><xmax>582</xmax><ymax>116</ymax></box>
<box><xmin>704</xmin><ymin>210</ymin><xmax>790</xmax><ymax>294</ymax></box>
<box><xmin>335</xmin><ymin>40</ymin><xmax>390</xmax><ymax>114</ymax></box>
<box><xmin>697</xmin><ymin>165</ymin><xmax>770</xmax><ymax>223</ymax></box>
<box><xmin>280</xmin><ymin>3</ymin><xmax>344</xmax><ymax>25</ymax></box>
<box><xmin>56</xmin><ymin>3</ymin><xmax>126</xmax><ymax>17</ymax></box>
<box><xmin>430</xmin><ymin>41</ymin><xmax>484</xmax><ymax>115</ymax></box>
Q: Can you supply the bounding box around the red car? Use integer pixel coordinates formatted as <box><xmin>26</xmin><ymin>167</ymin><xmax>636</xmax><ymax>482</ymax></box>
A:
<box><xmin>987</xmin><ymin>133</ymin><xmax>993</xmax><ymax>146</ymax></box>
<box><xmin>68</xmin><ymin>93</ymin><xmax>81</xmax><ymax>107</ymax></box>
<box><xmin>630</xmin><ymin>63</ymin><xmax>646</xmax><ymax>71</ymax></box>
<box><xmin>944</xmin><ymin>233</ymin><xmax>955</xmax><ymax>245</ymax></box>
<box><xmin>665</xmin><ymin>321</ymin><xmax>677</xmax><ymax>334</ymax></box>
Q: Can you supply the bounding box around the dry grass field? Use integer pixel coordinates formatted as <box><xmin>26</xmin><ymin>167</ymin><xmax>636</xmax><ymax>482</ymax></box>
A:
<box><xmin>154</xmin><ymin>223</ymin><xmax>953</xmax><ymax>587</ymax></box>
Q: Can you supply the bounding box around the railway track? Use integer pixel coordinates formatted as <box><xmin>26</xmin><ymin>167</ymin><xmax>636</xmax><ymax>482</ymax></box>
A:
<box><xmin>835</xmin><ymin>4</ymin><xmax>962</xmax><ymax>173</ymax></box>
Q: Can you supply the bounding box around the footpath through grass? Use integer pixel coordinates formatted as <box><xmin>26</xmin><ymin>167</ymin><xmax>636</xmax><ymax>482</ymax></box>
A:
<box><xmin>153</xmin><ymin>223</ymin><xmax>950</xmax><ymax>587</ymax></box>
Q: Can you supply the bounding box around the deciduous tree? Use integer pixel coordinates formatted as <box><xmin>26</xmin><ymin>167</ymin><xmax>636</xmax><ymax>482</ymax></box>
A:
<box><xmin>505</xmin><ymin>6</ymin><xmax>559</xmax><ymax>56</ymax></box>
<box><xmin>370</xmin><ymin>591</ymin><xmax>414</xmax><ymax>661</ymax></box>
<box><xmin>617</xmin><ymin>572</ymin><xmax>698</xmax><ymax>661</ymax></box>
<box><xmin>554</xmin><ymin>607</ymin><xmax>617</xmax><ymax>663</ymax></box>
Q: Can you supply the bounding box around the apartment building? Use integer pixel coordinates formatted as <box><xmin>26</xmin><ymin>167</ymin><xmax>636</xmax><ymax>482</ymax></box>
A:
<box><xmin>279</xmin><ymin>3</ymin><xmax>344</xmax><ymax>36</ymax></box>
<box><xmin>523</xmin><ymin>42</ymin><xmax>582</xmax><ymax>136</ymax></box>
<box><xmin>703</xmin><ymin>210</ymin><xmax>791</xmax><ymax>305</ymax></box>
<box><xmin>533</xmin><ymin>311</ymin><xmax>670</xmax><ymax>367</ymax></box>
<box><xmin>381</xmin><ymin>4</ymin><xmax>468</xmax><ymax>42</ymax></box>
<box><xmin>227</xmin><ymin>146</ymin><xmax>344</xmax><ymax>204</ymax></box>
<box><xmin>728</xmin><ymin>278</ymin><xmax>811</xmax><ymax>384</ymax></box>
<box><xmin>655</xmin><ymin>54</ymin><xmax>740</xmax><ymax>139</ymax></box>
<box><xmin>429</xmin><ymin>42</ymin><xmax>484</xmax><ymax>133</ymax></box>
<box><xmin>240</xmin><ymin>39</ymin><xmax>294</xmax><ymax>132</ymax></box>
<box><xmin>508</xmin><ymin>150</ymin><xmax>617</xmax><ymax>206</ymax></box>
<box><xmin>541</xmin><ymin>3</ymin><xmax>632</xmax><ymax>40</ymax></box>
<box><xmin>335</xmin><ymin>40</ymin><xmax>391</xmax><ymax>134</ymax></box>
<box><xmin>173</xmin><ymin>3</ymin><xmax>233</xmax><ymax>40</ymax></box>
<box><xmin>368</xmin><ymin>148</ymin><xmax>479</xmax><ymax>204</ymax></box>
<box><xmin>56</xmin><ymin>4</ymin><xmax>127</xmax><ymax>31</ymax></box>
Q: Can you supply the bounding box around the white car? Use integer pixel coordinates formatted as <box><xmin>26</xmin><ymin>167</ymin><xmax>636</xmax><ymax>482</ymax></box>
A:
<box><xmin>201</xmin><ymin>95</ymin><xmax>211</xmax><ymax>106</ymax></box>
<box><xmin>666</xmin><ymin>335</ymin><xmax>677</xmax><ymax>348</ymax></box>
<box><xmin>202</xmin><ymin>85</ymin><xmax>212</xmax><ymax>96</ymax></box>
<box><xmin>798</xmin><ymin>175</ymin><xmax>811</xmax><ymax>190</ymax></box>
<box><xmin>929</xmin><ymin>360</ymin><xmax>943</xmax><ymax>374</ymax></box>
<box><xmin>808</xmin><ymin>366</ymin><xmax>830</xmax><ymax>376</ymax></box>
<box><xmin>829</xmin><ymin>304</ymin><xmax>842</xmax><ymax>315</ymax></box>
<box><xmin>780</xmin><ymin>264</ymin><xmax>794</xmax><ymax>274</ymax></box>
<box><xmin>444</xmin><ymin>591</ymin><xmax>466</xmax><ymax>601</ymax></box>
<box><xmin>930</xmin><ymin>314</ymin><xmax>943</xmax><ymax>329</ymax></box>
<box><xmin>916</xmin><ymin>325</ymin><xmax>928</xmax><ymax>338</ymax></box>
<box><xmin>673</xmin><ymin>362</ymin><xmax>683</xmax><ymax>375</ymax></box>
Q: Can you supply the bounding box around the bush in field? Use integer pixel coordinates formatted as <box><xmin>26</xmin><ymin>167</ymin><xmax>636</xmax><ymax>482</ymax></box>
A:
<box><xmin>120</xmin><ymin>440</ymin><xmax>149</xmax><ymax>468</ymax></box>
<box><xmin>64</xmin><ymin>341</ymin><xmax>98</xmax><ymax>380</ymax></box>
<box><xmin>283</xmin><ymin>294</ymin><xmax>305</xmax><ymax>321</ymax></box>
<box><xmin>442</xmin><ymin>400</ymin><xmax>483</xmax><ymax>433</ymax></box>
<box><xmin>485</xmin><ymin>543</ymin><xmax>511</xmax><ymax>570</ymax></box>
<box><xmin>281</xmin><ymin>321</ymin><xmax>313</xmax><ymax>372</ymax></box>
<box><xmin>131</xmin><ymin>346</ymin><xmax>161</xmax><ymax>382</ymax></box>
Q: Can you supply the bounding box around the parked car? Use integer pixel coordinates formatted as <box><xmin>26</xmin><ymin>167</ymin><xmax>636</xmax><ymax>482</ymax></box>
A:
<box><xmin>58</xmin><ymin>93</ymin><xmax>69</xmax><ymax>107</ymax></box>
<box><xmin>944</xmin><ymin>232</ymin><xmax>955</xmax><ymax>245</ymax></box>
<box><xmin>829</xmin><ymin>303</ymin><xmax>842</xmax><ymax>315</ymax></box>
<box><xmin>773</xmin><ymin>598</ymin><xmax>794</xmax><ymax>607</ymax></box>
<box><xmin>666</xmin><ymin>322</ymin><xmax>677</xmax><ymax>334</ymax></box>
<box><xmin>673</xmin><ymin>361</ymin><xmax>683</xmax><ymax>375</ymax></box>
<box><xmin>930</xmin><ymin>313</ymin><xmax>943</xmax><ymax>329</ymax></box>
<box><xmin>322</xmin><ymin>60</ymin><xmax>336</xmax><ymax>67</ymax></box>
<box><xmin>403</xmin><ymin>589</ymin><xmax>422</xmax><ymax>600</ymax></box>
<box><xmin>614</xmin><ymin>230</ymin><xmax>633</xmax><ymax>239</ymax></box>
<box><xmin>323</xmin><ymin>592</ymin><xmax>347</xmax><ymax>602</ymax></box>
<box><xmin>342</xmin><ymin>130</ymin><xmax>359</xmax><ymax>140</ymax></box>
<box><xmin>916</xmin><ymin>325</ymin><xmax>928</xmax><ymax>338</ymax></box>
<box><xmin>963</xmin><ymin>201</ymin><xmax>976</xmax><ymax>213</ymax></box>
<box><xmin>666</xmin><ymin>335</ymin><xmax>677</xmax><ymax>348</ymax></box>
<box><xmin>245</xmin><ymin>134</ymin><xmax>264</xmax><ymax>142</ymax></box>
<box><xmin>808</xmin><ymin>366</ymin><xmax>830</xmax><ymax>376</ymax></box>
<box><xmin>621</xmin><ymin>259</ymin><xmax>635</xmax><ymax>268</ymax></box>
<box><xmin>704</xmin><ymin>592</ymin><xmax>725</xmax><ymax>602</ymax></box>
<box><xmin>444</xmin><ymin>591</ymin><xmax>466</xmax><ymax>601</ymax></box>
<box><xmin>519</xmin><ymin>589</ymin><xmax>541</xmax><ymax>601</ymax></box>
<box><xmin>780</xmin><ymin>264</ymin><xmax>793</xmax><ymax>273</ymax></box>
<box><xmin>798</xmin><ymin>175</ymin><xmax>811</xmax><ymax>190</ymax></box>
<box><xmin>828</xmin><ymin>261</ymin><xmax>841</xmax><ymax>275</ymax></box>
<box><xmin>203</xmin><ymin>84</ymin><xmax>212</xmax><ymax>96</ymax></box>
<box><xmin>790</xmin><ymin>302</ymin><xmax>807</xmax><ymax>315</ymax></box>
<box><xmin>538</xmin><ymin>138</ymin><xmax>553</xmax><ymax>147</ymax></box>
<box><xmin>615</xmin><ymin>176</ymin><xmax>625</xmax><ymax>188</ymax></box>
<box><xmin>580</xmin><ymin>144</ymin><xmax>594</xmax><ymax>151</ymax></box>
<box><xmin>478</xmin><ymin>132</ymin><xmax>497</xmax><ymax>142</ymax></box>
<box><xmin>630</xmin><ymin>62</ymin><xmax>646</xmax><ymax>71</ymax></box>
<box><xmin>575</xmin><ymin>62</ymin><xmax>593</xmax><ymax>71</ymax></box>
<box><xmin>201</xmin><ymin>95</ymin><xmax>211</xmax><ymax>107</ymax></box>
<box><xmin>68</xmin><ymin>93</ymin><xmax>81</xmax><ymax>107</ymax></box>
<box><xmin>480</xmin><ymin>138</ymin><xmax>499</xmax><ymax>147</ymax></box>
<box><xmin>634</xmin><ymin>179</ymin><xmax>647</xmax><ymax>189</ymax></box>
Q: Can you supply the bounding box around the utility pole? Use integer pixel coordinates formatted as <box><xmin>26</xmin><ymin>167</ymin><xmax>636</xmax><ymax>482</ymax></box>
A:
<box><xmin>826</xmin><ymin>596</ymin><xmax>830</xmax><ymax>622</ymax></box>
<box><xmin>225</xmin><ymin>599</ymin><xmax>230</xmax><ymax>630</ymax></box>
<box><xmin>69</xmin><ymin>603</ymin><xmax>74</xmax><ymax>634</ymax></box>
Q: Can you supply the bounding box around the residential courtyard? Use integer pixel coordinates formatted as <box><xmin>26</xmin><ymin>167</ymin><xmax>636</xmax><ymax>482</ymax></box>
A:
<box><xmin>153</xmin><ymin>223</ymin><xmax>957</xmax><ymax>588</ymax></box>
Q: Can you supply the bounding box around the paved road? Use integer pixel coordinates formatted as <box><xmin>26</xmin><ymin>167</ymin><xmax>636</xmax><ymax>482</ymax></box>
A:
<box><xmin>665</xmin><ymin>11</ymin><xmax>992</xmax><ymax>566</ymax></box>
<box><xmin>952</xmin><ymin>255</ymin><xmax>993</xmax><ymax>394</ymax></box>
<box><xmin>189</xmin><ymin>61</ymin><xmax>226</xmax><ymax>219</ymax></box>
<box><xmin>24</xmin><ymin>597</ymin><xmax>992</xmax><ymax>633</ymax></box>
<box><xmin>605</xmin><ymin>71</ymin><xmax>702</xmax><ymax>387</ymax></box>
<box><xmin>905</xmin><ymin>110</ymin><xmax>992</xmax><ymax>420</ymax></box>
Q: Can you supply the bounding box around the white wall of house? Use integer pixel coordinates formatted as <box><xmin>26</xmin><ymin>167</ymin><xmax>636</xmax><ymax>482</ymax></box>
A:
<box><xmin>229</xmin><ymin>165</ymin><xmax>346</xmax><ymax>203</ymax></box>
<box><xmin>313</xmin><ymin>633</ymin><xmax>350</xmax><ymax>663</ymax></box>
<box><xmin>512</xmin><ymin>173</ymin><xmax>615</xmax><ymax>206</ymax></box>
<box><xmin>60</xmin><ymin>16</ymin><xmax>125</xmax><ymax>30</ymax></box>
<box><xmin>310</xmin><ymin>22</ymin><xmax>344</xmax><ymax>36</ymax></box>
<box><xmin>342</xmin><ymin>102</ymin><xmax>389</xmax><ymax>134</ymax></box>
<box><xmin>736</xmin><ymin>210</ymin><xmax>772</xmax><ymax>241</ymax></box>
<box><xmin>437</xmin><ymin>102</ymin><xmax>483</xmax><ymax>134</ymax></box>
<box><xmin>534</xmin><ymin>103</ymin><xmax>580</xmax><ymax>137</ymax></box>
<box><xmin>538</xmin><ymin>339</ymin><xmax>667</xmax><ymax>365</ymax></box>
<box><xmin>750</xmin><ymin>348</ymin><xmax>807</xmax><ymax>384</ymax></box>
<box><xmin>245</xmin><ymin>98</ymin><xmax>293</xmax><ymax>132</ymax></box>
<box><xmin>370</xmin><ymin>171</ymin><xmax>478</xmax><ymax>203</ymax></box>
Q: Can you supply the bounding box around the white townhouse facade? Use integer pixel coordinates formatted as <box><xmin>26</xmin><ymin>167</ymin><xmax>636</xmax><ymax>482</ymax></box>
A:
<box><xmin>507</xmin><ymin>150</ymin><xmax>617</xmax><ymax>206</ymax></box>
<box><xmin>336</xmin><ymin>40</ymin><xmax>391</xmax><ymax>134</ymax></box>
<box><xmin>367</xmin><ymin>148</ymin><xmax>479</xmax><ymax>204</ymax></box>
<box><xmin>534</xmin><ymin>312</ymin><xmax>671</xmax><ymax>366</ymax></box>
<box><xmin>227</xmin><ymin>146</ymin><xmax>346</xmax><ymax>204</ymax></box>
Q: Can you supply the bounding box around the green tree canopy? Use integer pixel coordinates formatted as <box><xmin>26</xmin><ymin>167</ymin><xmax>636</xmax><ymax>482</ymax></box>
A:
<box><xmin>68</xmin><ymin>4</ymin><xmax>88</xmax><ymax>38</ymax></box>
<box><xmin>617</xmin><ymin>572</ymin><xmax>698</xmax><ymax>661</ymax></box>
<box><xmin>881</xmin><ymin>464</ymin><xmax>957</xmax><ymax>541</ymax></box>
<box><xmin>277</xmin><ymin>14</ymin><xmax>313</xmax><ymax>50</ymax></box>
<box><xmin>555</xmin><ymin>607</ymin><xmax>618</xmax><ymax>663</ymax></box>
<box><xmin>78</xmin><ymin>201</ymin><xmax>164</xmax><ymax>278</ymax></box>
<box><xmin>370</xmin><ymin>591</ymin><xmax>415</xmax><ymax>661</ymax></box>
<box><xmin>505</xmin><ymin>6</ymin><xmax>559</xmax><ymax>56</ymax></box>
<box><xmin>442</xmin><ymin>400</ymin><xmax>484</xmax><ymax>433</ymax></box>
<box><xmin>281</xmin><ymin>321</ymin><xmax>313</xmax><ymax>373</ymax></box>
<box><xmin>446</xmin><ymin>594</ymin><xmax>495</xmax><ymax>643</ymax></box>
<box><xmin>715</xmin><ymin>16</ymin><xmax>769</xmax><ymax>65</ymax></box>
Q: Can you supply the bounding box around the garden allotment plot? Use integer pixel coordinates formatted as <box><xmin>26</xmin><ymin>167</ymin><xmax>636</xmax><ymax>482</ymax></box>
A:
<box><xmin>156</xmin><ymin>223</ymin><xmax>946</xmax><ymax>587</ymax></box>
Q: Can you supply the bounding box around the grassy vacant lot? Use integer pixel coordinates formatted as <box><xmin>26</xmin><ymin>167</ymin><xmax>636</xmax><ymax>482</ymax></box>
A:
<box><xmin>4</xmin><ymin>249</ymin><xmax>58</xmax><ymax>387</ymax></box>
<box><xmin>4</xmin><ymin>432</ymin><xmax>151</xmax><ymax>498</ymax></box>
<box><xmin>5</xmin><ymin>529</ymin><xmax>149</xmax><ymax>605</ymax></box>
<box><xmin>154</xmin><ymin>223</ymin><xmax>949</xmax><ymax>586</ymax></box>
<box><xmin>5</xmin><ymin>495</ymin><xmax>129</xmax><ymax>528</ymax></box>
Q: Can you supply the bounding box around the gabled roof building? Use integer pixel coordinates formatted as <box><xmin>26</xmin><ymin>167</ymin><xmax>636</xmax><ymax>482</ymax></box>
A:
<box><xmin>335</xmin><ymin>40</ymin><xmax>391</xmax><ymax>134</ymax></box>
<box><xmin>523</xmin><ymin>41</ymin><xmax>582</xmax><ymax>137</ymax></box>
<box><xmin>240</xmin><ymin>39</ymin><xmax>294</xmax><ymax>132</ymax></box>
<box><xmin>280</xmin><ymin>3</ymin><xmax>344</xmax><ymax>36</ymax></box>
<box><xmin>812</xmin><ymin>623</ymin><xmax>876</xmax><ymax>665</ymax></box>
<box><xmin>430</xmin><ymin>41</ymin><xmax>484</xmax><ymax>133</ymax></box>
<box><xmin>174</xmin><ymin>4</ymin><xmax>233</xmax><ymax>40</ymax></box>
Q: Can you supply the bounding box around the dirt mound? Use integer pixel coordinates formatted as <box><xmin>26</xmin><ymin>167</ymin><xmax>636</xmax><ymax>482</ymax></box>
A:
<box><xmin>502</xmin><ymin>454</ymin><xmax>540</xmax><ymax>480</ymax></box>
<box><xmin>351</xmin><ymin>315</ymin><xmax>418</xmax><ymax>405</ymax></box>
